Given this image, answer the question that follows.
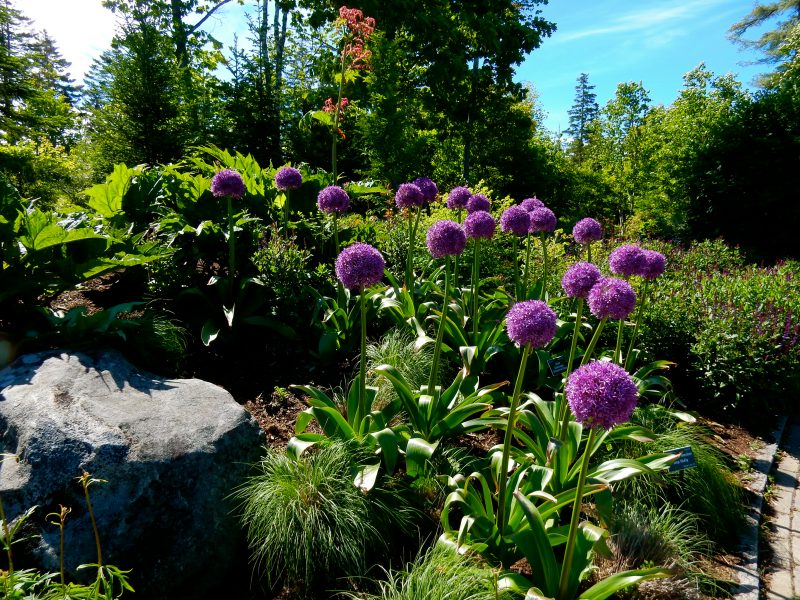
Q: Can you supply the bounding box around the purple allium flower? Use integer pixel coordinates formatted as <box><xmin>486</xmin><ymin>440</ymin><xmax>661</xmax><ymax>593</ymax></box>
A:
<box><xmin>520</xmin><ymin>197</ymin><xmax>545</xmax><ymax>212</ymax></box>
<box><xmin>395</xmin><ymin>183</ymin><xmax>423</xmax><ymax>209</ymax></box>
<box><xmin>335</xmin><ymin>243</ymin><xmax>385</xmax><ymax>290</ymax></box>
<box><xmin>640</xmin><ymin>249</ymin><xmax>666</xmax><ymax>280</ymax></box>
<box><xmin>426</xmin><ymin>220</ymin><xmax>467</xmax><ymax>258</ymax></box>
<box><xmin>562</xmin><ymin>261</ymin><xmax>602</xmax><ymax>299</ymax></box>
<box><xmin>566</xmin><ymin>360</ymin><xmax>638</xmax><ymax>430</ymax></box>
<box><xmin>317</xmin><ymin>185</ymin><xmax>350</xmax><ymax>213</ymax></box>
<box><xmin>464</xmin><ymin>210</ymin><xmax>496</xmax><ymax>239</ymax></box>
<box><xmin>573</xmin><ymin>218</ymin><xmax>603</xmax><ymax>245</ymax></box>
<box><xmin>413</xmin><ymin>177</ymin><xmax>438</xmax><ymax>204</ymax></box>
<box><xmin>505</xmin><ymin>300</ymin><xmax>557</xmax><ymax>348</ymax></box>
<box><xmin>274</xmin><ymin>166</ymin><xmax>302</xmax><ymax>191</ymax></box>
<box><xmin>447</xmin><ymin>186</ymin><xmax>471</xmax><ymax>210</ymax></box>
<box><xmin>211</xmin><ymin>169</ymin><xmax>247</xmax><ymax>199</ymax></box>
<box><xmin>466</xmin><ymin>194</ymin><xmax>490</xmax><ymax>214</ymax></box>
<box><xmin>609</xmin><ymin>244</ymin><xmax>646</xmax><ymax>278</ymax></box>
<box><xmin>529</xmin><ymin>207</ymin><xmax>557</xmax><ymax>233</ymax></box>
<box><xmin>587</xmin><ymin>277</ymin><xmax>636</xmax><ymax>320</ymax></box>
<box><xmin>500</xmin><ymin>206</ymin><xmax>531</xmax><ymax>236</ymax></box>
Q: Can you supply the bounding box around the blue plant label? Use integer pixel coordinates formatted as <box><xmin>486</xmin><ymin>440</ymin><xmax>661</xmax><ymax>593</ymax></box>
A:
<box><xmin>547</xmin><ymin>355</ymin><xmax>568</xmax><ymax>376</ymax></box>
<box><xmin>665</xmin><ymin>446</ymin><xmax>697</xmax><ymax>472</ymax></box>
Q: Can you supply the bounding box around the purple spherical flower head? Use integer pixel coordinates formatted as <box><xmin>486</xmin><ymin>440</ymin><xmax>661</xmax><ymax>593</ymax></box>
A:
<box><xmin>609</xmin><ymin>244</ymin><xmax>646</xmax><ymax>278</ymax></box>
<box><xmin>500</xmin><ymin>205</ymin><xmax>531</xmax><ymax>236</ymax></box>
<box><xmin>211</xmin><ymin>169</ymin><xmax>246</xmax><ymax>199</ymax></box>
<box><xmin>573</xmin><ymin>218</ymin><xmax>603</xmax><ymax>245</ymax></box>
<box><xmin>640</xmin><ymin>249</ymin><xmax>666</xmax><ymax>280</ymax></box>
<box><xmin>562</xmin><ymin>261</ymin><xmax>602</xmax><ymax>299</ymax></box>
<box><xmin>587</xmin><ymin>277</ymin><xmax>636</xmax><ymax>320</ymax></box>
<box><xmin>335</xmin><ymin>243</ymin><xmax>385</xmax><ymax>290</ymax></box>
<box><xmin>274</xmin><ymin>166</ymin><xmax>302</xmax><ymax>191</ymax></box>
<box><xmin>520</xmin><ymin>197</ymin><xmax>545</xmax><ymax>212</ymax></box>
<box><xmin>529</xmin><ymin>207</ymin><xmax>557</xmax><ymax>233</ymax></box>
<box><xmin>317</xmin><ymin>185</ymin><xmax>350</xmax><ymax>213</ymax></box>
<box><xmin>464</xmin><ymin>210</ymin><xmax>496</xmax><ymax>239</ymax></box>
<box><xmin>447</xmin><ymin>186</ymin><xmax>471</xmax><ymax>210</ymax></box>
<box><xmin>395</xmin><ymin>183</ymin><xmax>423</xmax><ymax>209</ymax></box>
<box><xmin>506</xmin><ymin>300</ymin><xmax>557</xmax><ymax>348</ymax></box>
<box><xmin>413</xmin><ymin>177</ymin><xmax>438</xmax><ymax>204</ymax></box>
<box><xmin>466</xmin><ymin>194</ymin><xmax>490</xmax><ymax>214</ymax></box>
<box><xmin>426</xmin><ymin>220</ymin><xmax>467</xmax><ymax>259</ymax></box>
<box><xmin>566</xmin><ymin>360</ymin><xmax>638</xmax><ymax>430</ymax></box>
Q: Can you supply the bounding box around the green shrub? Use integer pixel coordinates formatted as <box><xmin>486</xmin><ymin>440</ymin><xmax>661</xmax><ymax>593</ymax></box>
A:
<box><xmin>365</xmin><ymin>329</ymin><xmax>433</xmax><ymax>407</ymax></box>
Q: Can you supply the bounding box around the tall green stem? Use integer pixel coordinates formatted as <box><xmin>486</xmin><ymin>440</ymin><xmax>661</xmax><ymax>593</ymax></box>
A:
<box><xmin>405</xmin><ymin>208</ymin><xmax>422</xmax><ymax>290</ymax></box>
<box><xmin>587</xmin><ymin>242</ymin><xmax>593</xmax><ymax>264</ymax></box>
<box><xmin>512</xmin><ymin>237</ymin><xmax>520</xmax><ymax>301</ymax></box>
<box><xmin>283</xmin><ymin>190</ymin><xmax>291</xmax><ymax>238</ymax></box>
<box><xmin>80</xmin><ymin>474</ymin><xmax>103</xmax><ymax>569</ymax></box>
<box><xmin>558</xmin><ymin>427</ymin><xmax>597</xmax><ymax>600</ymax></box>
<box><xmin>471</xmin><ymin>238</ymin><xmax>481</xmax><ymax>340</ymax></box>
<box><xmin>539</xmin><ymin>232</ymin><xmax>549</xmax><ymax>300</ymax></box>
<box><xmin>580</xmin><ymin>317</ymin><xmax>608</xmax><ymax>366</ymax></box>
<box><xmin>428</xmin><ymin>256</ymin><xmax>451</xmax><ymax>393</ymax></box>
<box><xmin>333</xmin><ymin>212</ymin><xmax>340</xmax><ymax>257</ymax></box>
<box><xmin>523</xmin><ymin>234</ymin><xmax>533</xmax><ymax>298</ymax></box>
<box><xmin>625</xmin><ymin>280</ymin><xmax>649</xmax><ymax>370</ymax></box>
<box><xmin>497</xmin><ymin>344</ymin><xmax>532</xmax><ymax>536</ymax></box>
<box><xmin>558</xmin><ymin>298</ymin><xmax>584</xmax><ymax>441</ymax></box>
<box><xmin>614</xmin><ymin>319</ymin><xmax>625</xmax><ymax>365</ymax></box>
<box><xmin>227</xmin><ymin>196</ymin><xmax>235</xmax><ymax>280</ymax></box>
<box><xmin>357</xmin><ymin>291</ymin><xmax>367</xmax><ymax>427</ymax></box>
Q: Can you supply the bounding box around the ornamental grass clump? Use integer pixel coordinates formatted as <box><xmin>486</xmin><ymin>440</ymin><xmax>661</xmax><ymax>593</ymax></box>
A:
<box><xmin>318</xmin><ymin>185</ymin><xmax>350</xmax><ymax>255</ymax></box>
<box><xmin>336</xmin><ymin>242</ymin><xmax>385</xmax><ymax>425</ymax></box>
<box><xmin>464</xmin><ymin>210</ymin><xmax>496</xmax><ymax>338</ymax></box>
<box><xmin>500</xmin><ymin>205</ymin><xmax>531</xmax><ymax>300</ymax></box>
<box><xmin>425</xmin><ymin>220</ymin><xmax>466</xmax><ymax>392</ymax></box>
<box><xmin>496</xmin><ymin>299</ymin><xmax>557</xmax><ymax>534</ymax></box>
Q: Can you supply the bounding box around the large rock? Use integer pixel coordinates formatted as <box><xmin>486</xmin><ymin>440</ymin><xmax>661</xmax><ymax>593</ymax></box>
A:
<box><xmin>0</xmin><ymin>351</ymin><xmax>264</xmax><ymax>599</ymax></box>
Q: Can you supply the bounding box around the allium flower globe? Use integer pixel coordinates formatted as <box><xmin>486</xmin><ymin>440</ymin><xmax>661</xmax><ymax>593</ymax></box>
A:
<box><xmin>562</xmin><ymin>262</ymin><xmax>602</xmax><ymax>299</ymax></box>
<box><xmin>466</xmin><ymin>194</ymin><xmax>490</xmax><ymax>214</ymax></box>
<box><xmin>609</xmin><ymin>244</ymin><xmax>646</xmax><ymax>278</ymax></box>
<box><xmin>500</xmin><ymin>206</ymin><xmax>531</xmax><ymax>236</ymax></box>
<box><xmin>529</xmin><ymin>207</ymin><xmax>557</xmax><ymax>233</ymax></box>
<box><xmin>506</xmin><ymin>300</ymin><xmax>557</xmax><ymax>348</ymax></box>
<box><xmin>317</xmin><ymin>185</ymin><xmax>350</xmax><ymax>213</ymax></box>
<box><xmin>464</xmin><ymin>210</ymin><xmax>496</xmax><ymax>239</ymax></box>
<box><xmin>520</xmin><ymin>197</ymin><xmax>545</xmax><ymax>212</ymax></box>
<box><xmin>335</xmin><ymin>243</ymin><xmax>385</xmax><ymax>290</ymax></box>
<box><xmin>211</xmin><ymin>169</ymin><xmax>247</xmax><ymax>199</ymax></box>
<box><xmin>573</xmin><ymin>218</ymin><xmax>603</xmax><ymax>244</ymax></box>
<box><xmin>426</xmin><ymin>220</ymin><xmax>467</xmax><ymax>258</ymax></box>
<box><xmin>640</xmin><ymin>249</ymin><xmax>666</xmax><ymax>280</ymax></box>
<box><xmin>447</xmin><ymin>186</ymin><xmax>471</xmax><ymax>210</ymax></box>
<box><xmin>587</xmin><ymin>277</ymin><xmax>636</xmax><ymax>320</ymax></box>
<box><xmin>412</xmin><ymin>177</ymin><xmax>438</xmax><ymax>204</ymax></box>
<box><xmin>395</xmin><ymin>183</ymin><xmax>423</xmax><ymax>209</ymax></box>
<box><xmin>566</xmin><ymin>360</ymin><xmax>638</xmax><ymax>429</ymax></box>
<box><xmin>274</xmin><ymin>166</ymin><xmax>303</xmax><ymax>191</ymax></box>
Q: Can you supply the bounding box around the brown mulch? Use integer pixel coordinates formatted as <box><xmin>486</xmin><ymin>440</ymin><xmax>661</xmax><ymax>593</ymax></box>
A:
<box><xmin>243</xmin><ymin>388</ymin><xmax>315</xmax><ymax>449</ymax></box>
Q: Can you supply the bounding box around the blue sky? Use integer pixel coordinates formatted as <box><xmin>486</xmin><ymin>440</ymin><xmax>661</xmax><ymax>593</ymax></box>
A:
<box><xmin>23</xmin><ymin>0</ymin><xmax>769</xmax><ymax>133</ymax></box>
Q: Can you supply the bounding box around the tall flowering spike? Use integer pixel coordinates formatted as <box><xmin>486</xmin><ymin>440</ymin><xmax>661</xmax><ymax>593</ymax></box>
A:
<box><xmin>506</xmin><ymin>300</ymin><xmax>557</xmax><ymax>348</ymax></box>
<box><xmin>395</xmin><ymin>183</ymin><xmax>423</xmax><ymax>209</ymax></box>
<box><xmin>426</xmin><ymin>220</ymin><xmax>466</xmax><ymax>258</ymax></box>
<box><xmin>609</xmin><ymin>244</ymin><xmax>646</xmax><ymax>278</ymax></box>
<box><xmin>412</xmin><ymin>177</ymin><xmax>438</xmax><ymax>204</ymax></box>
<box><xmin>640</xmin><ymin>249</ymin><xmax>666</xmax><ymax>280</ymax></box>
<box><xmin>464</xmin><ymin>210</ymin><xmax>496</xmax><ymax>239</ymax></box>
<box><xmin>529</xmin><ymin>207</ymin><xmax>557</xmax><ymax>233</ymax></box>
<box><xmin>274</xmin><ymin>166</ymin><xmax>302</xmax><ymax>191</ymax></box>
<box><xmin>500</xmin><ymin>206</ymin><xmax>531</xmax><ymax>236</ymax></box>
<box><xmin>447</xmin><ymin>186</ymin><xmax>471</xmax><ymax>210</ymax></box>
<box><xmin>335</xmin><ymin>243</ymin><xmax>385</xmax><ymax>290</ymax></box>
<box><xmin>587</xmin><ymin>277</ymin><xmax>636</xmax><ymax>320</ymax></box>
<box><xmin>573</xmin><ymin>218</ymin><xmax>603</xmax><ymax>244</ymax></box>
<box><xmin>466</xmin><ymin>194</ymin><xmax>490</xmax><ymax>214</ymax></box>
<box><xmin>566</xmin><ymin>360</ymin><xmax>639</xmax><ymax>429</ymax></box>
<box><xmin>211</xmin><ymin>169</ymin><xmax>246</xmax><ymax>199</ymax></box>
<box><xmin>520</xmin><ymin>197</ymin><xmax>545</xmax><ymax>212</ymax></box>
<box><xmin>562</xmin><ymin>262</ymin><xmax>602</xmax><ymax>299</ymax></box>
<box><xmin>317</xmin><ymin>185</ymin><xmax>350</xmax><ymax>213</ymax></box>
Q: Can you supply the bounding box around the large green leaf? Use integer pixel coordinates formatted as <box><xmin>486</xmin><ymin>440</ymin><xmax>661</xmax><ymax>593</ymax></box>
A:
<box><xmin>579</xmin><ymin>567</ymin><xmax>673</xmax><ymax>599</ymax></box>
<box><xmin>83</xmin><ymin>164</ymin><xmax>135</xmax><ymax>218</ymax></box>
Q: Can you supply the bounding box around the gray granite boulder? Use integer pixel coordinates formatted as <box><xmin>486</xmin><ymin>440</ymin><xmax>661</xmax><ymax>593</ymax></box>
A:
<box><xmin>0</xmin><ymin>351</ymin><xmax>264</xmax><ymax>599</ymax></box>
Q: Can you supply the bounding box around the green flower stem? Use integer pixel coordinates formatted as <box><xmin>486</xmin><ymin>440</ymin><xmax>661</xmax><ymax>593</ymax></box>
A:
<box><xmin>497</xmin><ymin>344</ymin><xmax>532</xmax><ymax>537</ymax></box>
<box><xmin>580</xmin><ymin>317</ymin><xmax>608</xmax><ymax>366</ymax></box>
<box><xmin>227</xmin><ymin>196</ymin><xmax>235</xmax><ymax>280</ymax></box>
<box><xmin>80</xmin><ymin>475</ymin><xmax>103</xmax><ymax>569</ymax></box>
<box><xmin>512</xmin><ymin>237</ymin><xmax>521</xmax><ymax>301</ymax></box>
<box><xmin>558</xmin><ymin>427</ymin><xmax>597</xmax><ymax>600</ymax></box>
<box><xmin>558</xmin><ymin>298</ymin><xmax>584</xmax><ymax>441</ymax></box>
<box><xmin>453</xmin><ymin>211</ymin><xmax>463</xmax><ymax>291</ymax></box>
<box><xmin>0</xmin><ymin>494</ymin><xmax>13</xmax><ymax>577</ymax></box>
<box><xmin>625</xmin><ymin>280</ymin><xmax>650</xmax><ymax>371</ymax></box>
<box><xmin>614</xmin><ymin>319</ymin><xmax>625</xmax><ymax>365</ymax></box>
<box><xmin>587</xmin><ymin>242</ymin><xmax>593</xmax><ymax>264</ymax></box>
<box><xmin>539</xmin><ymin>232</ymin><xmax>549</xmax><ymax>300</ymax></box>
<box><xmin>333</xmin><ymin>212</ymin><xmax>340</xmax><ymax>257</ymax></box>
<box><xmin>471</xmin><ymin>238</ymin><xmax>481</xmax><ymax>340</ymax></box>
<box><xmin>405</xmin><ymin>208</ymin><xmax>423</xmax><ymax>290</ymax></box>
<box><xmin>283</xmin><ymin>190</ymin><xmax>291</xmax><ymax>238</ymax></box>
<box><xmin>523</xmin><ymin>234</ymin><xmax>533</xmax><ymax>298</ymax></box>
<box><xmin>428</xmin><ymin>256</ymin><xmax>451</xmax><ymax>393</ymax></box>
<box><xmin>357</xmin><ymin>291</ymin><xmax>367</xmax><ymax>427</ymax></box>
